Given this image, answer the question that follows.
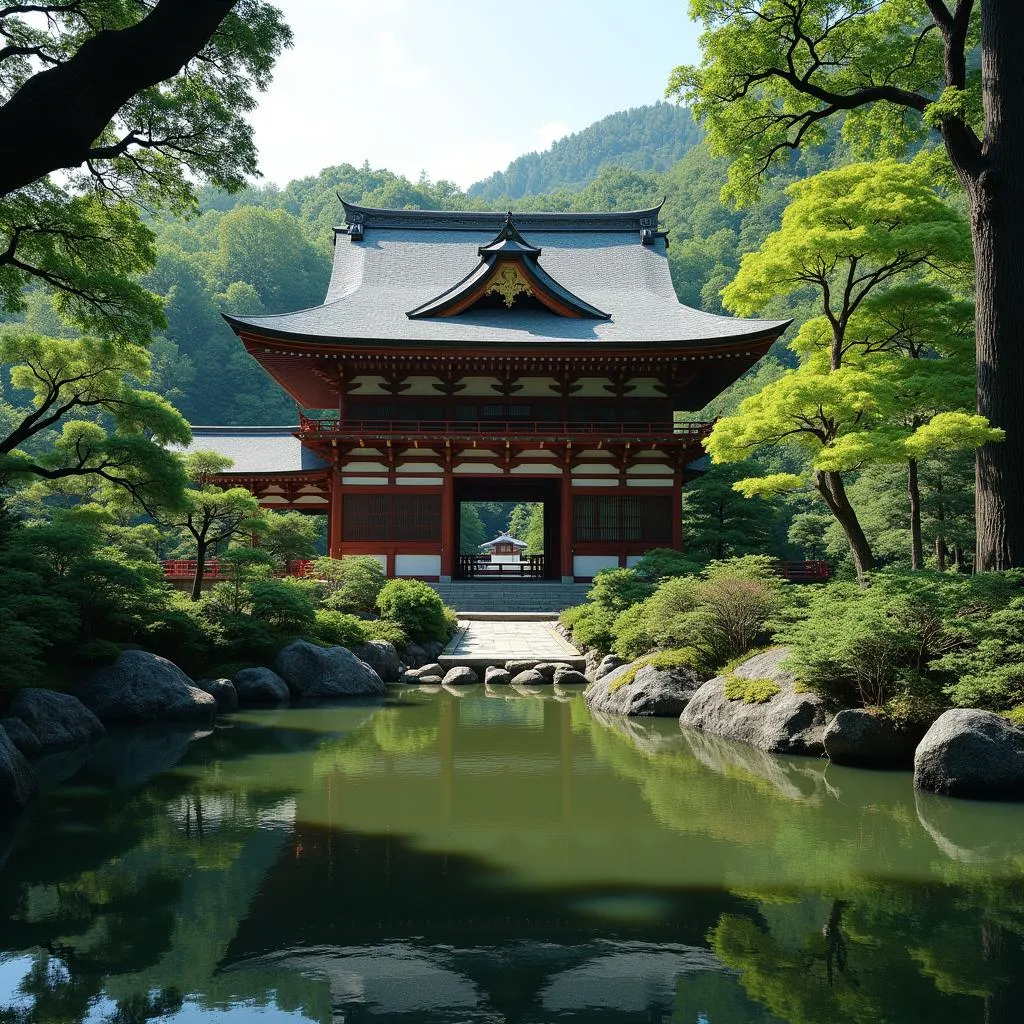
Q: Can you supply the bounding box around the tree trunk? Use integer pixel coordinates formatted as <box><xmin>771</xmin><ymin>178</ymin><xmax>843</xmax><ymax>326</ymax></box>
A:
<box><xmin>191</xmin><ymin>539</ymin><xmax>207</xmax><ymax>602</ymax></box>
<box><xmin>967</xmin><ymin>1</ymin><xmax>1024</xmax><ymax>570</ymax></box>
<box><xmin>814</xmin><ymin>470</ymin><xmax>875</xmax><ymax>579</ymax></box>
<box><xmin>908</xmin><ymin>459</ymin><xmax>924</xmax><ymax>570</ymax></box>
<box><xmin>935</xmin><ymin>534</ymin><xmax>948</xmax><ymax>572</ymax></box>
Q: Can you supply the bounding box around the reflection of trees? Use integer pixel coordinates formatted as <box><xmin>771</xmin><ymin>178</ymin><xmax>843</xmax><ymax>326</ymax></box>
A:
<box><xmin>712</xmin><ymin>882</ymin><xmax>1024</xmax><ymax>1024</ymax></box>
<box><xmin>373</xmin><ymin>708</ymin><xmax>438</xmax><ymax>755</ymax></box>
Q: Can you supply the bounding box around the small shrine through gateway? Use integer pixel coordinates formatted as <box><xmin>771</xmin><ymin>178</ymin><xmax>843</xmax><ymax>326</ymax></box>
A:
<box><xmin>181</xmin><ymin>203</ymin><xmax>791</xmax><ymax>583</ymax></box>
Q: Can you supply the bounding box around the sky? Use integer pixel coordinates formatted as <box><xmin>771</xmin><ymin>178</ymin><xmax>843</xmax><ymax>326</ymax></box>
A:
<box><xmin>247</xmin><ymin>0</ymin><xmax>703</xmax><ymax>190</ymax></box>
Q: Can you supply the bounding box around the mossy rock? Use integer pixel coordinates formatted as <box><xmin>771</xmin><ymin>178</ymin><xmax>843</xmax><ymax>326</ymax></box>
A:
<box><xmin>723</xmin><ymin>675</ymin><xmax>781</xmax><ymax>704</ymax></box>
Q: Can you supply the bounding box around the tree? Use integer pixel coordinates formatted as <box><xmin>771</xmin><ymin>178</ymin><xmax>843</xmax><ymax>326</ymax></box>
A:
<box><xmin>460</xmin><ymin>503</ymin><xmax>486</xmax><ymax>554</ymax></box>
<box><xmin>708</xmin><ymin>161</ymin><xmax>977</xmax><ymax>577</ymax></box>
<box><xmin>161</xmin><ymin>451</ymin><xmax>265</xmax><ymax>601</ymax></box>
<box><xmin>0</xmin><ymin>327</ymin><xmax>190</xmax><ymax>511</ymax></box>
<box><xmin>682</xmin><ymin>462</ymin><xmax>776</xmax><ymax>559</ymax></box>
<box><xmin>258</xmin><ymin>510</ymin><xmax>319</xmax><ymax>573</ymax></box>
<box><xmin>508</xmin><ymin>502</ymin><xmax>544</xmax><ymax>554</ymax></box>
<box><xmin>0</xmin><ymin>1</ymin><xmax>291</xmax><ymax>342</ymax></box>
<box><xmin>671</xmin><ymin>0</ymin><xmax>1024</xmax><ymax>570</ymax></box>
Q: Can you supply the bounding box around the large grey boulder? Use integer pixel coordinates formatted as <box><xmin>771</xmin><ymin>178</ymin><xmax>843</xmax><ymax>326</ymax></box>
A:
<box><xmin>274</xmin><ymin>640</ymin><xmax>386</xmax><ymax>699</ymax></box>
<box><xmin>914</xmin><ymin>709</ymin><xmax>1024</xmax><ymax>800</ymax></box>
<box><xmin>553</xmin><ymin>668</ymin><xmax>589</xmax><ymax>687</ymax></box>
<box><xmin>533</xmin><ymin>662</ymin><xmax>573</xmax><ymax>681</ymax></box>
<box><xmin>586</xmin><ymin>661</ymin><xmax>702</xmax><ymax>717</ymax></box>
<box><xmin>2</xmin><ymin>717</ymin><xmax>42</xmax><ymax>759</ymax></box>
<box><xmin>506</xmin><ymin>660</ymin><xmax>537</xmax><ymax>676</ymax></box>
<box><xmin>442</xmin><ymin>666</ymin><xmax>478</xmax><ymax>686</ymax></box>
<box><xmin>511</xmin><ymin>669</ymin><xmax>546</xmax><ymax>688</ymax></box>
<box><xmin>484</xmin><ymin>666</ymin><xmax>511</xmax><ymax>686</ymax></box>
<box><xmin>594</xmin><ymin>654</ymin><xmax>626</xmax><ymax>681</ymax></box>
<box><xmin>404</xmin><ymin>662</ymin><xmax>443</xmax><ymax>680</ymax></box>
<box><xmin>233</xmin><ymin>667</ymin><xmax>290</xmax><ymax>706</ymax></box>
<box><xmin>824</xmin><ymin>709</ymin><xmax>925</xmax><ymax>768</ymax></box>
<box><xmin>420</xmin><ymin>641</ymin><xmax>445</xmax><ymax>661</ymax></box>
<box><xmin>76</xmin><ymin>651</ymin><xmax>216</xmax><ymax>724</ymax></box>
<box><xmin>196</xmin><ymin>678</ymin><xmax>239</xmax><ymax>713</ymax></box>
<box><xmin>679</xmin><ymin>648</ymin><xmax>830</xmax><ymax>755</ymax></box>
<box><xmin>401</xmin><ymin>642</ymin><xmax>429</xmax><ymax>668</ymax></box>
<box><xmin>351</xmin><ymin>641</ymin><xmax>402</xmax><ymax>683</ymax></box>
<box><xmin>0</xmin><ymin>727</ymin><xmax>36</xmax><ymax>811</ymax></box>
<box><xmin>5</xmin><ymin>689</ymin><xmax>104</xmax><ymax>757</ymax></box>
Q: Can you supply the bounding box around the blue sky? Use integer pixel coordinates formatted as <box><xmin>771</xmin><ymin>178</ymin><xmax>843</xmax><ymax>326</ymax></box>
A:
<box><xmin>249</xmin><ymin>0</ymin><xmax>702</xmax><ymax>189</ymax></box>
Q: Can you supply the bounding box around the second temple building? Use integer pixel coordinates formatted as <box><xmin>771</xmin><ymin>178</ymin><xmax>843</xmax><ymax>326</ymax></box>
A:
<box><xmin>193</xmin><ymin>201</ymin><xmax>788</xmax><ymax>582</ymax></box>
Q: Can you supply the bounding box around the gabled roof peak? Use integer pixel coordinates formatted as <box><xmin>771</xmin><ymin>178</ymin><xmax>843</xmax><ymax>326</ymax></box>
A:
<box><xmin>478</xmin><ymin>212</ymin><xmax>541</xmax><ymax>258</ymax></box>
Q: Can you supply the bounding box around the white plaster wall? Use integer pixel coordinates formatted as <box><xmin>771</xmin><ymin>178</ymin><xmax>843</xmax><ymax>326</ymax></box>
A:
<box><xmin>395</xmin><ymin>554</ymin><xmax>442</xmax><ymax>577</ymax></box>
<box><xmin>627</xmin><ymin>479</ymin><xmax>675</xmax><ymax>488</ymax></box>
<box><xmin>571</xmin><ymin>478</ymin><xmax>619</xmax><ymax>487</ymax></box>
<box><xmin>396</xmin><ymin>477</ymin><xmax>443</xmax><ymax>486</ymax></box>
<box><xmin>342</xmin><ymin>476</ymin><xmax>387</xmax><ymax>485</ymax></box>
<box><xmin>453</xmin><ymin>464</ymin><xmax>502</xmax><ymax>474</ymax></box>
<box><xmin>510</xmin><ymin>463</ymin><xmax>562</xmax><ymax>475</ymax></box>
<box><xmin>574</xmin><ymin>555</ymin><xmax>618</xmax><ymax>577</ymax></box>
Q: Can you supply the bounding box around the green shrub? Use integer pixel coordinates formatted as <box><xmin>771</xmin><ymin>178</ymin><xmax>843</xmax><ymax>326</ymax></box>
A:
<box><xmin>936</xmin><ymin>596</ymin><xmax>1024</xmax><ymax>710</ymax></box>
<box><xmin>587</xmin><ymin>567</ymin><xmax>653</xmax><ymax>612</ymax></box>
<box><xmin>313</xmin><ymin>609</ymin><xmax>369</xmax><ymax>647</ymax></box>
<box><xmin>631</xmin><ymin>548</ymin><xmax>701</xmax><ymax>583</ymax></box>
<box><xmin>723</xmin><ymin>676</ymin><xmax>780</xmax><ymax>704</ymax></box>
<box><xmin>313</xmin><ymin>556</ymin><xmax>385</xmax><ymax>614</ymax></box>
<box><xmin>77</xmin><ymin>639</ymin><xmax>123</xmax><ymax>667</ymax></box>
<box><xmin>363</xmin><ymin>618</ymin><xmax>408</xmax><ymax>648</ymax></box>
<box><xmin>376</xmin><ymin>579</ymin><xmax>453</xmax><ymax>644</ymax></box>
<box><xmin>611</xmin><ymin>602</ymin><xmax>657</xmax><ymax>660</ymax></box>
<box><xmin>780</xmin><ymin>570</ymin><xmax>1022</xmax><ymax>710</ymax></box>
<box><xmin>561</xmin><ymin>602</ymin><xmax>617</xmax><ymax>653</ymax></box>
<box><xmin>247</xmin><ymin>578</ymin><xmax>317</xmax><ymax>631</ymax></box>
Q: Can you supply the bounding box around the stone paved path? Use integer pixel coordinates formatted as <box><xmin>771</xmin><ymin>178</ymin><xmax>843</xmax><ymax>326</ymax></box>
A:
<box><xmin>442</xmin><ymin>619</ymin><xmax>582</xmax><ymax>664</ymax></box>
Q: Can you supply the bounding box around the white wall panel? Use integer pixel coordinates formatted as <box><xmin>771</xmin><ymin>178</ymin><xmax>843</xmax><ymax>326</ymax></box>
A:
<box><xmin>396</xmin><ymin>477</ymin><xmax>443</xmax><ymax>486</ymax></box>
<box><xmin>395</xmin><ymin>554</ymin><xmax>442</xmax><ymax>577</ymax></box>
<box><xmin>574</xmin><ymin>555</ymin><xmax>618</xmax><ymax>577</ymax></box>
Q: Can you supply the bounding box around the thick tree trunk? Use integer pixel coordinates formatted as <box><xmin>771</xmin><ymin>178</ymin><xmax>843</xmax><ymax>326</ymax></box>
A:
<box><xmin>968</xmin><ymin>1</ymin><xmax>1024</xmax><ymax>570</ymax></box>
<box><xmin>908</xmin><ymin>459</ymin><xmax>924</xmax><ymax>570</ymax></box>
<box><xmin>191</xmin><ymin>540</ymin><xmax>207</xmax><ymax>602</ymax></box>
<box><xmin>814</xmin><ymin>470</ymin><xmax>875</xmax><ymax>579</ymax></box>
<box><xmin>935</xmin><ymin>534</ymin><xmax>948</xmax><ymax>572</ymax></box>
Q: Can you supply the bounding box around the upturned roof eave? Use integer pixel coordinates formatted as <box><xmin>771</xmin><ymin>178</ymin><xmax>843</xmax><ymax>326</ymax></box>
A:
<box><xmin>222</xmin><ymin>312</ymin><xmax>792</xmax><ymax>351</ymax></box>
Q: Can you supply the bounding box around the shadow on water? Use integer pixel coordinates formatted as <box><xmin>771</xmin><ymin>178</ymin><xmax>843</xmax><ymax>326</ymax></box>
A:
<box><xmin>1</xmin><ymin>689</ymin><xmax>1024</xmax><ymax>1023</ymax></box>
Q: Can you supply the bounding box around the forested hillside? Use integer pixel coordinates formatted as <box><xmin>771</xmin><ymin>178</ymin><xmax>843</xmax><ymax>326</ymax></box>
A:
<box><xmin>467</xmin><ymin>102</ymin><xmax>702</xmax><ymax>200</ymax></box>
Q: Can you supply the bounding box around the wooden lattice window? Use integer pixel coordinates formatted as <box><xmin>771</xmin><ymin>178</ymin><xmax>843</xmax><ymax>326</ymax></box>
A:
<box><xmin>342</xmin><ymin>494</ymin><xmax>441</xmax><ymax>542</ymax></box>
<box><xmin>573</xmin><ymin>495</ymin><xmax>672</xmax><ymax>544</ymax></box>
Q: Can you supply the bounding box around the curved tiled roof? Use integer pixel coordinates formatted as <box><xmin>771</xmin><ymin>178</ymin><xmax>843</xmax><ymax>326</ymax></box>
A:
<box><xmin>180</xmin><ymin>427</ymin><xmax>328</xmax><ymax>475</ymax></box>
<box><xmin>224</xmin><ymin>205</ymin><xmax>789</xmax><ymax>348</ymax></box>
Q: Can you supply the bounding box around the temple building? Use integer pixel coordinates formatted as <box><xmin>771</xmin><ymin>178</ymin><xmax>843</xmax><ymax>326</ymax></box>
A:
<box><xmin>195</xmin><ymin>201</ymin><xmax>788</xmax><ymax>582</ymax></box>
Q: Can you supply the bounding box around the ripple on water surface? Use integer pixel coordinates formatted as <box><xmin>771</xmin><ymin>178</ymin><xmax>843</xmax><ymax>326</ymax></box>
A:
<box><xmin>2</xmin><ymin>688</ymin><xmax>1024</xmax><ymax>1023</ymax></box>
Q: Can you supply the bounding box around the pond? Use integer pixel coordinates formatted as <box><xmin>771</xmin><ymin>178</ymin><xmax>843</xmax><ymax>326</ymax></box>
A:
<box><xmin>2</xmin><ymin>687</ymin><xmax>1024</xmax><ymax>1024</ymax></box>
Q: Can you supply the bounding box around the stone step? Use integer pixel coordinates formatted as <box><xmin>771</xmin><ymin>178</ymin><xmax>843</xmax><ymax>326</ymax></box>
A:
<box><xmin>428</xmin><ymin>581</ymin><xmax>590</xmax><ymax>614</ymax></box>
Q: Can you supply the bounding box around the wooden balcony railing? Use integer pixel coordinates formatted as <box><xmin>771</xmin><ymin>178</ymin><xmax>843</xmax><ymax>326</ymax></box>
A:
<box><xmin>776</xmin><ymin>560</ymin><xmax>830</xmax><ymax>582</ymax></box>
<box><xmin>457</xmin><ymin>554</ymin><xmax>545</xmax><ymax>579</ymax></box>
<box><xmin>298</xmin><ymin>413</ymin><xmax>711</xmax><ymax>442</ymax></box>
<box><xmin>162</xmin><ymin>559</ymin><xmax>314</xmax><ymax>580</ymax></box>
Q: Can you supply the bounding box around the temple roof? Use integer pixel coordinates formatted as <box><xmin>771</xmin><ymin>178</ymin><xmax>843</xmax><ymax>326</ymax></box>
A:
<box><xmin>480</xmin><ymin>532</ymin><xmax>528</xmax><ymax>550</ymax></box>
<box><xmin>179</xmin><ymin>427</ymin><xmax>327</xmax><ymax>476</ymax></box>
<box><xmin>223</xmin><ymin>203</ymin><xmax>789</xmax><ymax>349</ymax></box>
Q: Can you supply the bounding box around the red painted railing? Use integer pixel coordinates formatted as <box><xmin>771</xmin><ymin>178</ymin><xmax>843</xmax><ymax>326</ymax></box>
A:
<box><xmin>776</xmin><ymin>560</ymin><xmax>830</xmax><ymax>582</ymax></box>
<box><xmin>298</xmin><ymin>413</ymin><xmax>712</xmax><ymax>442</ymax></box>
<box><xmin>162</xmin><ymin>560</ymin><xmax>314</xmax><ymax>580</ymax></box>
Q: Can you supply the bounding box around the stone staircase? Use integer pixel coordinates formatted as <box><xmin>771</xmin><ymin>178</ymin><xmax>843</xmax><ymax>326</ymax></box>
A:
<box><xmin>428</xmin><ymin>580</ymin><xmax>591</xmax><ymax>614</ymax></box>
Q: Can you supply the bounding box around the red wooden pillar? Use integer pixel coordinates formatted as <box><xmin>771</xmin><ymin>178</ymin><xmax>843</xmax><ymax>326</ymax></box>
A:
<box><xmin>441</xmin><ymin>469</ymin><xmax>455</xmax><ymax>581</ymax></box>
<box><xmin>560</xmin><ymin>469</ymin><xmax>574</xmax><ymax>582</ymax></box>
<box><xmin>672</xmin><ymin>472</ymin><xmax>684</xmax><ymax>552</ymax></box>
<box><xmin>328</xmin><ymin>465</ymin><xmax>343</xmax><ymax>558</ymax></box>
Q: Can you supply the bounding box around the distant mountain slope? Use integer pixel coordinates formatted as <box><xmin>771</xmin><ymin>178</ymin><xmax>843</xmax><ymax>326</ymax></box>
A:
<box><xmin>468</xmin><ymin>102</ymin><xmax>702</xmax><ymax>201</ymax></box>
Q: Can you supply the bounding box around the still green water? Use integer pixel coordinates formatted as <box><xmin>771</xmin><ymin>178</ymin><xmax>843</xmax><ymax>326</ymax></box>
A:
<box><xmin>2</xmin><ymin>686</ymin><xmax>1024</xmax><ymax>1024</ymax></box>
